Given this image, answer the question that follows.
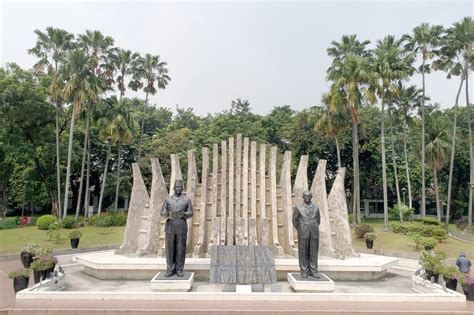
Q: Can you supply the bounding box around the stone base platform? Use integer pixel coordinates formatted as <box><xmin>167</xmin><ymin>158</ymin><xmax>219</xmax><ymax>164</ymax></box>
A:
<box><xmin>74</xmin><ymin>251</ymin><xmax>398</xmax><ymax>281</ymax></box>
<box><xmin>150</xmin><ymin>272</ymin><xmax>194</xmax><ymax>292</ymax></box>
<box><xmin>287</xmin><ymin>273</ymin><xmax>335</xmax><ymax>292</ymax></box>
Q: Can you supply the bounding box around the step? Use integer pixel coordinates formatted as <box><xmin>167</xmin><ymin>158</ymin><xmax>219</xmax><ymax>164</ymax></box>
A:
<box><xmin>388</xmin><ymin>265</ymin><xmax>416</xmax><ymax>277</ymax></box>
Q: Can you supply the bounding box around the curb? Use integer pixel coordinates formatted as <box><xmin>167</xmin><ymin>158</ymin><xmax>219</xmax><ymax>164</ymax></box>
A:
<box><xmin>0</xmin><ymin>244</ymin><xmax>121</xmax><ymax>262</ymax></box>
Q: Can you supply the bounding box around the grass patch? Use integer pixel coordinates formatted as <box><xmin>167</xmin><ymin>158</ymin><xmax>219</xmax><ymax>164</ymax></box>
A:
<box><xmin>351</xmin><ymin>219</ymin><xmax>473</xmax><ymax>259</ymax></box>
<box><xmin>0</xmin><ymin>225</ymin><xmax>124</xmax><ymax>255</ymax></box>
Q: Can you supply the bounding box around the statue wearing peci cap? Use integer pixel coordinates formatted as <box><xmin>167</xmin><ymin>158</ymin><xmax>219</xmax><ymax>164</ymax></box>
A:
<box><xmin>161</xmin><ymin>180</ymin><xmax>193</xmax><ymax>277</ymax></box>
<box><xmin>292</xmin><ymin>190</ymin><xmax>321</xmax><ymax>278</ymax></box>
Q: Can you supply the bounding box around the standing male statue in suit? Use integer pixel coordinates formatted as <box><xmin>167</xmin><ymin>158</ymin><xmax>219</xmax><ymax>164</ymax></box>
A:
<box><xmin>161</xmin><ymin>180</ymin><xmax>193</xmax><ymax>277</ymax></box>
<box><xmin>292</xmin><ymin>190</ymin><xmax>321</xmax><ymax>278</ymax></box>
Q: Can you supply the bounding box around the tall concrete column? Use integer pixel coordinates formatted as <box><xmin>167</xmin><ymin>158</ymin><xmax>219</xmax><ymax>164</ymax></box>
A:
<box><xmin>259</xmin><ymin>144</ymin><xmax>266</xmax><ymax>243</ymax></box>
<box><xmin>186</xmin><ymin>150</ymin><xmax>198</xmax><ymax>253</ymax></box>
<box><xmin>281</xmin><ymin>151</ymin><xmax>297</xmax><ymax>256</ymax></box>
<box><xmin>269</xmin><ymin>146</ymin><xmax>283</xmax><ymax>255</ymax></box>
<box><xmin>235</xmin><ymin>134</ymin><xmax>242</xmax><ymax>220</ymax></box>
<box><xmin>292</xmin><ymin>155</ymin><xmax>308</xmax><ymax>244</ymax></box>
<box><xmin>310</xmin><ymin>159</ymin><xmax>336</xmax><ymax>257</ymax></box>
<box><xmin>220</xmin><ymin>140</ymin><xmax>227</xmax><ymax>245</ymax></box>
<box><xmin>193</xmin><ymin>147</ymin><xmax>209</xmax><ymax>257</ymax></box>
<box><xmin>242</xmin><ymin>137</ymin><xmax>249</xmax><ymax>245</ymax></box>
<box><xmin>249</xmin><ymin>141</ymin><xmax>257</xmax><ymax>244</ymax></box>
<box><xmin>227</xmin><ymin>137</ymin><xmax>234</xmax><ymax>245</ymax></box>
<box><xmin>209</xmin><ymin>144</ymin><xmax>219</xmax><ymax>249</ymax></box>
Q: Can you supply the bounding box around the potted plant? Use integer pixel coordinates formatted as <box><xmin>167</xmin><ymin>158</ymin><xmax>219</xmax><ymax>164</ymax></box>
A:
<box><xmin>68</xmin><ymin>230</ymin><xmax>83</xmax><ymax>249</ymax></box>
<box><xmin>363</xmin><ymin>232</ymin><xmax>377</xmax><ymax>249</ymax></box>
<box><xmin>420</xmin><ymin>237</ymin><xmax>438</xmax><ymax>251</ymax></box>
<box><xmin>419</xmin><ymin>250</ymin><xmax>446</xmax><ymax>283</ymax></box>
<box><xmin>20</xmin><ymin>243</ymin><xmax>39</xmax><ymax>268</ymax></box>
<box><xmin>8</xmin><ymin>268</ymin><xmax>30</xmax><ymax>293</ymax></box>
<box><xmin>30</xmin><ymin>253</ymin><xmax>57</xmax><ymax>283</ymax></box>
<box><xmin>441</xmin><ymin>265</ymin><xmax>460</xmax><ymax>291</ymax></box>
<box><xmin>458</xmin><ymin>275</ymin><xmax>474</xmax><ymax>301</ymax></box>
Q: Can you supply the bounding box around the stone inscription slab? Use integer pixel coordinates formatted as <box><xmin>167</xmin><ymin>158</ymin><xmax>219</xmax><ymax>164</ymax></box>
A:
<box><xmin>209</xmin><ymin>245</ymin><xmax>276</xmax><ymax>284</ymax></box>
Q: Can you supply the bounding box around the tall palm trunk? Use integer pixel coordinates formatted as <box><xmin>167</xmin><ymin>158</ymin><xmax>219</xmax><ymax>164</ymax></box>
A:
<box><xmin>137</xmin><ymin>92</ymin><xmax>149</xmax><ymax>163</ymax></box>
<box><xmin>445</xmin><ymin>72</ymin><xmax>465</xmax><ymax>231</ymax></box>
<box><xmin>466</xmin><ymin>69</ymin><xmax>473</xmax><ymax>231</ymax></box>
<box><xmin>83</xmin><ymin>131</ymin><xmax>92</xmax><ymax>218</ymax></box>
<box><xmin>351</xmin><ymin>106</ymin><xmax>361</xmax><ymax>225</ymax></box>
<box><xmin>421</xmin><ymin>57</ymin><xmax>427</xmax><ymax>219</ymax></box>
<box><xmin>433</xmin><ymin>167</ymin><xmax>441</xmax><ymax>222</ymax></box>
<box><xmin>98</xmin><ymin>145</ymin><xmax>111</xmax><ymax>214</ymax></box>
<box><xmin>381</xmin><ymin>98</ymin><xmax>389</xmax><ymax>230</ymax></box>
<box><xmin>388</xmin><ymin>104</ymin><xmax>403</xmax><ymax>222</ymax></box>
<box><xmin>403</xmin><ymin>113</ymin><xmax>413</xmax><ymax>209</ymax></box>
<box><xmin>55</xmin><ymin>101</ymin><xmax>62</xmax><ymax>219</ymax></box>
<box><xmin>335</xmin><ymin>137</ymin><xmax>342</xmax><ymax>169</ymax></box>
<box><xmin>62</xmin><ymin>106</ymin><xmax>78</xmax><ymax>219</ymax></box>
<box><xmin>74</xmin><ymin>108</ymin><xmax>91</xmax><ymax>222</ymax></box>
<box><xmin>114</xmin><ymin>143</ymin><xmax>122</xmax><ymax>211</ymax></box>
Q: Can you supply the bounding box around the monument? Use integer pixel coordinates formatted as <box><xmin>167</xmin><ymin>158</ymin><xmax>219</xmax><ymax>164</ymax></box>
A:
<box><xmin>160</xmin><ymin>179</ymin><xmax>193</xmax><ymax>277</ymax></box>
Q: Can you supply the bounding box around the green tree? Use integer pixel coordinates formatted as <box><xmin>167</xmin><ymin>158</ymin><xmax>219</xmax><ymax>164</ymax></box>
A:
<box><xmin>327</xmin><ymin>35</ymin><xmax>376</xmax><ymax>224</ymax></box>
<box><xmin>372</xmin><ymin>35</ymin><xmax>415</xmax><ymax>226</ymax></box>
<box><xmin>28</xmin><ymin>27</ymin><xmax>75</xmax><ymax>218</ymax></box>
<box><xmin>435</xmin><ymin>17</ymin><xmax>474</xmax><ymax>230</ymax></box>
<box><xmin>402</xmin><ymin>23</ymin><xmax>444</xmax><ymax>218</ymax></box>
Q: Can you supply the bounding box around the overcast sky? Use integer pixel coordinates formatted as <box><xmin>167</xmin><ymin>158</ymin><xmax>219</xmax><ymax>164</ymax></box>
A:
<box><xmin>1</xmin><ymin>0</ymin><xmax>473</xmax><ymax>115</ymax></box>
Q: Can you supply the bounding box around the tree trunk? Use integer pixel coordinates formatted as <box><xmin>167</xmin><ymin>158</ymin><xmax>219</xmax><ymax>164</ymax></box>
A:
<box><xmin>74</xmin><ymin>108</ymin><xmax>90</xmax><ymax>222</ymax></box>
<box><xmin>351</xmin><ymin>106</ymin><xmax>361</xmax><ymax>225</ymax></box>
<box><xmin>335</xmin><ymin>137</ymin><xmax>341</xmax><ymax>169</ymax></box>
<box><xmin>403</xmin><ymin>113</ymin><xmax>413</xmax><ymax>209</ymax></box>
<box><xmin>55</xmin><ymin>101</ymin><xmax>62</xmax><ymax>219</ymax></box>
<box><xmin>49</xmin><ymin>190</ymin><xmax>60</xmax><ymax>219</ymax></box>
<box><xmin>466</xmin><ymin>69</ymin><xmax>473</xmax><ymax>231</ymax></box>
<box><xmin>114</xmin><ymin>144</ymin><xmax>122</xmax><ymax>211</ymax></box>
<box><xmin>62</xmin><ymin>107</ymin><xmax>78</xmax><ymax>219</ymax></box>
<box><xmin>83</xmin><ymin>130</ymin><xmax>92</xmax><ymax>219</ymax></box>
<box><xmin>445</xmin><ymin>75</ymin><xmax>465</xmax><ymax>231</ymax></box>
<box><xmin>381</xmin><ymin>98</ymin><xmax>389</xmax><ymax>230</ymax></box>
<box><xmin>433</xmin><ymin>168</ymin><xmax>441</xmax><ymax>222</ymax></box>
<box><xmin>137</xmin><ymin>92</ymin><xmax>149</xmax><ymax>163</ymax></box>
<box><xmin>388</xmin><ymin>104</ymin><xmax>403</xmax><ymax>222</ymax></box>
<box><xmin>1</xmin><ymin>182</ymin><xmax>8</xmax><ymax>222</ymax></box>
<box><xmin>98</xmin><ymin>145</ymin><xmax>111</xmax><ymax>215</ymax></box>
<box><xmin>421</xmin><ymin>58</ymin><xmax>426</xmax><ymax>219</ymax></box>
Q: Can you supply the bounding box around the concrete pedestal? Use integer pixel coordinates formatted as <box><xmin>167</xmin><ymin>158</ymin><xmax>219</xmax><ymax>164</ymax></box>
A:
<box><xmin>150</xmin><ymin>272</ymin><xmax>194</xmax><ymax>292</ymax></box>
<box><xmin>287</xmin><ymin>273</ymin><xmax>335</xmax><ymax>292</ymax></box>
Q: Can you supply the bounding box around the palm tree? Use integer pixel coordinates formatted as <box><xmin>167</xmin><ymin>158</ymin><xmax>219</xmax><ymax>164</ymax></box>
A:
<box><xmin>75</xmin><ymin>31</ymin><xmax>114</xmax><ymax>219</ymax></box>
<box><xmin>392</xmin><ymin>82</ymin><xmax>424</xmax><ymax>210</ymax></box>
<box><xmin>426</xmin><ymin>109</ymin><xmax>450</xmax><ymax>222</ymax></box>
<box><xmin>132</xmin><ymin>53</ymin><xmax>170</xmax><ymax>162</ymax></box>
<box><xmin>327</xmin><ymin>37</ymin><xmax>376</xmax><ymax>224</ymax></box>
<box><xmin>372</xmin><ymin>35</ymin><xmax>415</xmax><ymax>227</ymax></box>
<box><xmin>316</xmin><ymin>93</ymin><xmax>348</xmax><ymax>168</ymax></box>
<box><xmin>402</xmin><ymin>23</ymin><xmax>444</xmax><ymax>219</ymax></box>
<box><xmin>28</xmin><ymin>27</ymin><xmax>74</xmax><ymax>217</ymax></box>
<box><xmin>58</xmin><ymin>49</ymin><xmax>105</xmax><ymax>219</ymax></box>
<box><xmin>99</xmin><ymin>96</ymin><xmax>136</xmax><ymax>211</ymax></box>
<box><xmin>434</xmin><ymin>17</ymin><xmax>474</xmax><ymax>231</ymax></box>
<box><xmin>110</xmin><ymin>48</ymin><xmax>140</xmax><ymax>100</ymax></box>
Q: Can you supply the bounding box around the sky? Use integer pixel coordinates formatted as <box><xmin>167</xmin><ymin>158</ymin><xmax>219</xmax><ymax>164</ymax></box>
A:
<box><xmin>1</xmin><ymin>0</ymin><xmax>473</xmax><ymax>116</ymax></box>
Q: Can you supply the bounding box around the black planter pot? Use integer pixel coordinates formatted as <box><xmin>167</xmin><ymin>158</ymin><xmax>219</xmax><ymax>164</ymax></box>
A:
<box><xmin>13</xmin><ymin>276</ymin><xmax>29</xmax><ymax>293</ymax></box>
<box><xmin>424</xmin><ymin>245</ymin><xmax>434</xmax><ymax>251</ymax></box>
<box><xmin>365</xmin><ymin>239</ymin><xmax>374</xmax><ymax>249</ymax></box>
<box><xmin>443</xmin><ymin>276</ymin><xmax>458</xmax><ymax>291</ymax></box>
<box><xmin>33</xmin><ymin>264</ymin><xmax>56</xmax><ymax>284</ymax></box>
<box><xmin>20</xmin><ymin>252</ymin><xmax>34</xmax><ymax>268</ymax></box>
<box><xmin>70</xmin><ymin>238</ymin><xmax>80</xmax><ymax>249</ymax></box>
<box><xmin>33</xmin><ymin>270</ymin><xmax>41</xmax><ymax>284</ymax></box>
<box><xmin>462</xmin><ymin>284</ymin><xmax>474</xmax><ymax>301</ymax></box>
<box><xmin>425</xmin><ymin>271</ymin><xmax>439</xmax><ymax>283</ymax></box>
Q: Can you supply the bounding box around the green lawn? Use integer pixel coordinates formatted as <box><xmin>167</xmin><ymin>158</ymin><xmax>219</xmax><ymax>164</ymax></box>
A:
<box><xmin>351</xmin><ymin>219</ymin><xmax>474</xmax><ymax>259</ymax></box>
<box><xmin>0</xmin><ymin>225</ymin><xmax>124</xmax><ymax>255</ymax></box>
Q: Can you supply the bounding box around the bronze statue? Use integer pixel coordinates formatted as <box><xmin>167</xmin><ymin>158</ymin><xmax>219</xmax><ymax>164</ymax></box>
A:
<box><xmin>161</xmin><ymin>180</ymin><xmax>193</xmax><ymax>277</ymax></box>
<box><xmin>292</xmin><ymin>190</ymin><xmax>320</xmax><ymax>278</ymax></box>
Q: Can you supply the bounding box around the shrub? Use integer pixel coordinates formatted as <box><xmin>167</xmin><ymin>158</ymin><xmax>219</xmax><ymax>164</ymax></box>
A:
<box><xmin>422</xmin><ymin>217</ymin><xmax>441</xmax><ymax>226</ymax></box>
<box><xmin>420</xmin><ymin>237</ymin><xmax>438</xmax><ymax>249</ymax></box>
<box><xmin>364</xmin><ymin>232</ymin><xmax>377</xmax><ymax>241</ymax></box>
<box><xmin>62</xmin><ymin>217</ymin><xmax>76</xmax><ymax>229</ymax></box>
<box><xmin>431</xmin><ymin>228</ymin><xmax>448</xmax><ymax>242</ymax></box>
<box><xmin>390</xmin><ymin>222</ymin><xmax>402</xmax><ymax>233</ymax></box>
<box><xmin>20</xmin><ymin>243</ymin><xmax>39</xmax><ymax>255</ymax></box>
<box><xmin>355</xmin><ymin>223</ymin><xmax>374</xmax><ymax>238</ymax></box>
<box><xmin>30</xmin><ymin>254</ymin><xmax>57</xmax><ymax>271</ymax></box>
<box><xmin>36</xmin><ymin>215</ymin><xmax>57</xmax><ymax>230</ymax></box>
<box><xmin>88</xmin><ymin>212</ymin><xmax>127</xmax><ymax>227</ymax></box>
<box><xmin>68</xmin><ymin>230</ymin><xmax>83</xmax><ymax>239</ymax></box>
<box><xmin>388</xmin><ymin>204</ymin><xmax>414</xmax><ymax>221</ymax></box>
<box><xmin>419</xmin><ymin>250</ymin><xmax>447</xmax><ymax>274</ymax></box>
<box><xmin>8</xmin><ymin>268</ymin><xmax>30</xmax><ymax>279</ymax></box>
